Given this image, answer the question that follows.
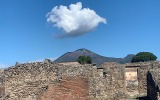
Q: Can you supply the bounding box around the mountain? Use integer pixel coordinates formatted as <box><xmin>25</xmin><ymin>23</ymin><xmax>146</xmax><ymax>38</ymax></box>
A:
<box><xmin>54</xmin><ymin>48</ymin><xmax>135</xmax><ymax>66</ymax></box>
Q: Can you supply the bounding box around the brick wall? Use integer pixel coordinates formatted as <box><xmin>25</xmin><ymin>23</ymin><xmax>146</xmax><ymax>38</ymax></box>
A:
<box><xmin>37</xmin><ymin>76</ymin><xmax>89</xmax><ymax>100</ymax></box>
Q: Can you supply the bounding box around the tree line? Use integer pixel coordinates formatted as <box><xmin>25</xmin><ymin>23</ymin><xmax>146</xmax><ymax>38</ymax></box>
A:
<box><xmin>77</xmin><ymin>52</ymin><xmax>157</xmax><ymax>65</ymax></box>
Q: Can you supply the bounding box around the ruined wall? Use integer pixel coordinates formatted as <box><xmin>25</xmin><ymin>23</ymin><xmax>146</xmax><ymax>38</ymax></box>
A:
<box><xmin>3</xmin><ymin>60</ymin><xmax>93</xmax><ymax>100</ymax></box>
<box><xmin>0</xmin><ymin>60</ymin><xmax>159</xmax><ymax>100</ymax></box>
<box><xmin>124</xmin><ymin>62</ymin><xmax>157</xmax><ymax>97</ymax></box>
<box><xmin>147</xmin><ymin>65</ymin><xmax>160</xmax><ymax>100</ymax></box>
<box><xmin>147</xmin><ymin>72</ymin><xmax>159</xmax><ymax>100</ymax></box>
<box><xmin>4</xmin><ymin>60</ymin><xmax>60</xmax><ymax>100</ymax></box>
<box><xmin>37</xmin><ymin>76</ymin><xmax>89</xmax><ymax>100</ymax></box>
<box><xmin>37</xmin><ymin>64</ymin><xmax>92</xmax><ymax>100</ymax></box>
<box><xmin>0</xmin><ymin>69</ymin><xmax>5</xmax><ymax>100</ymax></box>
<box><xmin>94</xmin><ymin>62</ymin><xmax>128</xmax><ymax>100</ymax></box>
<box><xmin>137</xmin><ymin>65</ymin><xmax>149</xmax><ymax>95</ymax></box>
<box><xmin>0</xmin><ymin>61</ymin><xmax>129</xmax><ymax>100</ymax></box>
<box><xmin>125</xmin><ymin>67</ymin><xmax>139</xmax><ymax>97</ymax></box>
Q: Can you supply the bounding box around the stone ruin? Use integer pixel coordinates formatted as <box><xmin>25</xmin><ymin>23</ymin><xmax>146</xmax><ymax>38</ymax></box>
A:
<box><xmin>147</xmin><ymin>63</ymin><xmax>160</xmax><ymax>100</ymax></box>
<box><xmin>0</xmin><ymin>59</ymin><xmax>159</xmax><ymax>100</ymax></box>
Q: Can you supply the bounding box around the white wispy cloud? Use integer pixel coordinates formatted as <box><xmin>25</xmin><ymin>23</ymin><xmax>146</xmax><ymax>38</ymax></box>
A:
<box><xmin>46</xmin><ymin>2</ymin><xmax>106</xmax><ymax>38</ymax></box>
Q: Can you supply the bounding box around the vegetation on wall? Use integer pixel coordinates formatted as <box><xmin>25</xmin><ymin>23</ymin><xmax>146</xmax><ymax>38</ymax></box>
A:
<box><xmin>131</xmin><ymin>52</ymin><xmax>157</xmax><ymax>63</ymax></box>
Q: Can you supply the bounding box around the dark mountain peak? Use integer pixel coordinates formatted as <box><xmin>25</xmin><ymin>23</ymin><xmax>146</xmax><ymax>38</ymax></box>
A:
<box><xmin>73</xmin><ymin>48</ymin><xmax>95</xmax><ymax>56</ymax></box>
<box><xmin>76</xmin><ymin>48</ymin><xmax>91</xmax><ymax>52</ymax></box>
<box><xmin>54</xmin><ymin>48</ymin><xmax>135</xmax><ymax>66</ymax></box>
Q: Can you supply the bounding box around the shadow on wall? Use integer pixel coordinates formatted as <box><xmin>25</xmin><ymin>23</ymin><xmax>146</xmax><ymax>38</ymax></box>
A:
<box><xmin>136</xmin><ymin>96</ymin><xmax>149</xmax><ymax>100</ymax></box>
<box><xmin>147</xmin><ymin>71</ymin><xmax>159</xmax><ymax>100</ymax></box>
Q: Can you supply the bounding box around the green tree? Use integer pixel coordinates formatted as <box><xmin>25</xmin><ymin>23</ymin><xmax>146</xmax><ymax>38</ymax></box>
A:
<box><xmin>131</xmin><ymin>52</ymin><xmax>157</xmax><ymax>63</ymax></box>
<box><xmin>77</xmin><ymin>56</ymin><xmax>92</xmax><ymax>64</ymax></box>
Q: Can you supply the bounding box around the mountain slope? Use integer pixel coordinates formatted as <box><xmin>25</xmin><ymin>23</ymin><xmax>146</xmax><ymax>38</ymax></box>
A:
<box><xmin>54</xmin><ymin>48</ymin><xmax>135</xmax><ymax>66</ymax></box>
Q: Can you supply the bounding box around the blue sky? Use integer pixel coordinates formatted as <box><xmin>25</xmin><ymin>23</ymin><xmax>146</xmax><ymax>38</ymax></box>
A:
<box><xmin>0</xmin><ymin>0</ymin><xmax>160</xmax><ymax>67</ymax></box>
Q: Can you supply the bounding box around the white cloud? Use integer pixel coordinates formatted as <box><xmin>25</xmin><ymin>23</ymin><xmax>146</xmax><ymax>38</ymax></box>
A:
<box><xmin>46</xmin><ymin>2</ymin><xmax>106</xmax><ymax>38</ymax></box>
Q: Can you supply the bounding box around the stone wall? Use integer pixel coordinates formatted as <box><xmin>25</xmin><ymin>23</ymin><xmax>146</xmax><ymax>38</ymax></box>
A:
<box><xmin>147</xmin><ymin>72</ymin><xmax>159</xmax><ymax>100</ymax></box>
<box><xmin>147</xmin><ymin>66</ymin><xmax>160</xmax><ymax>100</ymax></box>
<box><xmin>37</xmin><ymin>76</ymin><xmax>89</xmax><ymax>100</ymax></box>
<box><xmin>124</xmin><ymin>62</ymin><xmax>157</xmax><ymax>97</ymax></box>
<box><xmin>0</xmin><ymin>60</ymin><xmax>159</xmax><ymax>100</ymax></box>
<box><xmin>125</xmin><ymin>66</ymin><xmax>139</xmax><ymax>97</ymax></box>
<box><xmin>0</xmin><ymin>69</ymin><xmax>5</xmax><ymax>100</ymax></box>
<box><xmin>96</xmin><ymin>62</ymin><xmax>127</xmax><ymax>99</ymax></box>
<box><xmin>4</xmin><ymin>61</ymin><xmax>60</xmax><ymax>100</ymax></box>
<box><xmin>137</xmin><ymin>65</ymin><xmax>149</xmax><ymax>95</ymax></box>
<box><xmin>2</xmin><ymin>60</ymin><xmax>93</xmax><ymax>100</ymax></box>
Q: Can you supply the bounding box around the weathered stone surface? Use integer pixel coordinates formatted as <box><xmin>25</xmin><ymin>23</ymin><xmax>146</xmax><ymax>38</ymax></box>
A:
<box><xmin>37</xmin><ymin>76</ymin><xmax>89</xmax><ymax>100</ymax></box>
<box><xmin>0</xmin><ymin>61</ymin><xmax>159</xmax><ymax>99</ymax></box>
<box><xmin>4</xmin><ymin>62</ymin><xmax>60</xmax><ymax>100</ymax></box>
<box><xmin>147</xmin><ymin>67</ymin><xmax>160</xmax><ymax>100</ymax></box>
